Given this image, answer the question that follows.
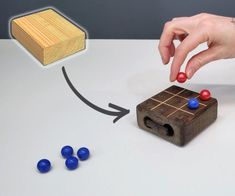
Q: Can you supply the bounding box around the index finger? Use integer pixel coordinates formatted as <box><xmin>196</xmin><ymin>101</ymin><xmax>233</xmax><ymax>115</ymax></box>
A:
<box><xmin>170</xmin><ymin>31</ymin><xmax>208</xmax><ymax>81</ymax></box>
<box><xmin>158</xmin><ymin>19</ymin><xmax>191</xmax><ymax>64</ymax></box>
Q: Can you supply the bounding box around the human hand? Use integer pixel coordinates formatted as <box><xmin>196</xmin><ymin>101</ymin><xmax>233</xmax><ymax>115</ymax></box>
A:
<box><xmin>158</xmin><ymin>13</ymin><xmax>235</xmax><ymax>81</ymax></box>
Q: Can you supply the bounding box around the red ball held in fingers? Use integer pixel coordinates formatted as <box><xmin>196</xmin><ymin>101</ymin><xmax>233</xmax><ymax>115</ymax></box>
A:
<box><xmin>176</xmin><ymin>72</ymin><xmax>187</xmax><ymax>83</ymax></box>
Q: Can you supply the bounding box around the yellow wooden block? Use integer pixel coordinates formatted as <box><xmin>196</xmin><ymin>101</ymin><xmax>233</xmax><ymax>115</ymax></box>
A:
<box><xmin>11</xmin><ymin>9</ymin><xmax>86</xmax><ymax>65</ymax></box>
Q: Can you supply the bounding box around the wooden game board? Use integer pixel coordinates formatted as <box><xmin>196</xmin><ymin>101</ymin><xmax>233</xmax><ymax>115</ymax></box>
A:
<box><xmin>136</xmin><ymin>85</ymin><xmax>218</xmax><ymax>146</ymax></box>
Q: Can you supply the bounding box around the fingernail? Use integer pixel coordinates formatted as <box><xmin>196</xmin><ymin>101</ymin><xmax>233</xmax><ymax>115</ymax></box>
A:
<box><xmin>170</xmin><ymin>75</ymin><xmax>175</xmax><ymax>82</ymax></box>
<box><xmin>187</xmin><ymin>68</ymin><xmax>194</xmax><ymax>79</ymax></box>
<box><xmin>161</xmin><ymin>55</ymin><xmax>168</xmax><ymax>65</ymax></box>
<box><xmin>161</xmin><ymin>56</ymin><xmax>166</xmax><ymax>64</ymax></box>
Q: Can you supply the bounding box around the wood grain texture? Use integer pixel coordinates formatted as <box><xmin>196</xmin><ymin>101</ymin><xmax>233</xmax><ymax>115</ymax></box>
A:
<box><xmin>11</xmin><ymin>9</ymin><xmax>86</xmax><ymax>65</ymax></box>
<box><xmin>136</xmin><ymin>85</ymin><xmax>218</xmax><ymax>146</ymax></box>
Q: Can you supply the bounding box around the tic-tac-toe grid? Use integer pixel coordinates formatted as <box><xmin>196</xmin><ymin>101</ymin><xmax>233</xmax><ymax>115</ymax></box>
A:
<box><xmin>147</xmin><ymin>86</ymin><xmax>209</xmax><ymax>123</ymax></box>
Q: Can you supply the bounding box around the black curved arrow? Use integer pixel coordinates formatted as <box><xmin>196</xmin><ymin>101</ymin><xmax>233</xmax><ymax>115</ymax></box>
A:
<box><xmin>62</xmin><ymin>66</ymin><xmax>130</xmax><ymax>123</ymax></box>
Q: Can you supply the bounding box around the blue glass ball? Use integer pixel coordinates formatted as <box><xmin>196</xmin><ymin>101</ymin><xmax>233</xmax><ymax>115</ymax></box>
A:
<box><xmin>77</xmin><ymin>147</ymin><xmax>90</xmax><ymax>161</ymax></box>
<box><xmin>188</xmin><ymin>98</ymin><xmax>199</xmax><ymax>109</ymax></box>
<box><xmin>65</xmin><ymin>156</ymin><xmax>79</xmax><ymax>170</ymax></box>
<box><xmin>37</xmin><ymin>159</ymin><xmax>51</xmax><ymax>173</ymax></box>
<box><xmin>61</xmin><ymin>145</ymin><xmax>74</xmax><ymax>158</ymax></box>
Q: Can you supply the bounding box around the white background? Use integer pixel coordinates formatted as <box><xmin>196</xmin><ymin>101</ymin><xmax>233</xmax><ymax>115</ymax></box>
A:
<box><xmin>1</xmin><ymin>40</ymin><xmax>235</xmax><ymax>196</ymax></box>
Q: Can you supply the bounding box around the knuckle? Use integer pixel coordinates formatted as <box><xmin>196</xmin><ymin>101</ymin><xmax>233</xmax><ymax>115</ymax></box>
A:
<box><xmin>194</xmin><ymin>57</ymin><xmax>203</xmax><ymax>68</ymax></box>
<box><xmin>198</xmin><ymin>20</ymin><xmax>214</xmax><ymax>28</ymax></box>
<box><xmin>176</xmin><ymin>46</ymin><xmax>188</xmax><ymax>55</ymax></box>
<box><xmin>195</xmin><ymin>57</ymin><xmax>203</xmax><ymax>68</ymax></box>
<box><xmin>197</xmin><ymin>13</ymin><xmax>210</xmax><ymax>18</ymax></box>
<box><xmin>164</xmin><ymin>21</ymin><xmax>172</xmax><ymax>29</ymax></box>
<box><xmin>172</xmin><ymin>17</ymin><xmax>178</xmax><ymax>21</ymax></box>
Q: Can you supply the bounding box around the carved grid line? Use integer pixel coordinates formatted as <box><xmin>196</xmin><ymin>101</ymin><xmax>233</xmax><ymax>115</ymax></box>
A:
<box><xmin>150</xmin><ymin>88</ymin><xmax>207</xmax><ymax>118</ymax></box>
<box><xmin>164</xmin><ymin>90</ymin><xmax>207</xmax><ymax>107</ymax></box>
<box><xmin>150</xmin><ymin>89</ymin><xmax>185</xmax><ymax>111</ymax></box>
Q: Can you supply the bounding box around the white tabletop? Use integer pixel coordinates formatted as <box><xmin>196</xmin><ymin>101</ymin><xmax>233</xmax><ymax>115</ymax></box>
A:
<box><xmin>1</xmin><ymin>39</ymin><xmax>235</xmax><ymax>196</ymax></box>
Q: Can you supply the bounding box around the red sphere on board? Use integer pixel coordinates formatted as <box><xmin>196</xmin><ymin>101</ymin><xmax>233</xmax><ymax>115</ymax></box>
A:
<box><xmin>200</xmin><ymin>89</ymin><xmax>211</xmax><ymax>101</ymax></box>
<box><xmin>176</xmin><ymin>72</ymin><xmax>187</xmax><ymax>83</ymax></box>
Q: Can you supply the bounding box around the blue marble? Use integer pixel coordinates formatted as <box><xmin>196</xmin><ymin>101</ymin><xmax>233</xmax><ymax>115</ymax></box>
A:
<box><xmin>188</xmin><ymin>98</ymin><xmax>199</xmax><ymax>110</ymax></box>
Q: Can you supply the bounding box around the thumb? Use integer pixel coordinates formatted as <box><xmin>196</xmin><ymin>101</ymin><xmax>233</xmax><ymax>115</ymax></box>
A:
<box><xmin>185</xmin><ymin>47</ymin><xmax>221</xmax><ymax>79</ymax></box>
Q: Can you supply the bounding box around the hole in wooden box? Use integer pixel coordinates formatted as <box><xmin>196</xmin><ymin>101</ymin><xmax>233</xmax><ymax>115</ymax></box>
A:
<box><xmin>144</xmin><ymin>117</ymin><xmax>174</xmax><ymax>137</ymax></box>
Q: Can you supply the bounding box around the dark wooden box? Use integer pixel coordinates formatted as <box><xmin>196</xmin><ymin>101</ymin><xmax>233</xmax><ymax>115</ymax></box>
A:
<box><xmin>136</xmin><ymin>85</ymin><xmax>218</xmax><ymax>146</ymax></box>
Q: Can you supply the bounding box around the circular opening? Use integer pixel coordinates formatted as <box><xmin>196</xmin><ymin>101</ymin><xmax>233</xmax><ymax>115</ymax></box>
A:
<box><xmin>163</xmin><ymin>124</ymin><xmax>174</xmax><ymax>136</ymax></box>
